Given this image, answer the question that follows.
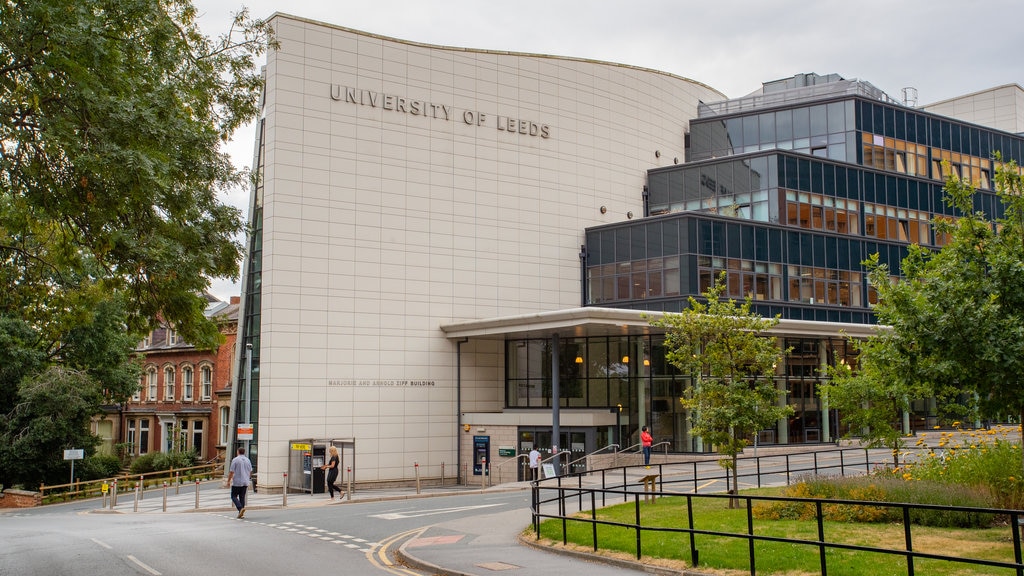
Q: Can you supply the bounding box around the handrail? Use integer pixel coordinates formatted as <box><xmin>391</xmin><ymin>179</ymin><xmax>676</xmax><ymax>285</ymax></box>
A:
<box><xmin>541</xmin><ymin>451</ymin><xmax>571</xmax><ymax>476</ymax></box>
<box><xmin>491</xmin><ymin>454</ymin><xmax>530</xmax><ymax>484</ymax></box>
<box><xmin>566</xmin><ymin>444</ymin><xmax>620</xmax><ymax>471</ymax></box>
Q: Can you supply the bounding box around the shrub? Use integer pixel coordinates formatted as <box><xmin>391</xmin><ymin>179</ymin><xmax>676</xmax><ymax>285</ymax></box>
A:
<box><xmin>129</xmin><ymin>450</ymin><xmax>198</xmax><ymax>475</ymax></box>
<box><xmin>78</xmin><ymin>454</ymin><xmax>122</xmax><ymax>480</ymax></box>
<box><xmin>754</xmin><ymin>474</ymin><xmax>995</xmax><ymax>528</ymax></box>
<box><xmin>129</xmin><ymin>452</ymin><xmax>160</xmax><ymax>474</ymax></box>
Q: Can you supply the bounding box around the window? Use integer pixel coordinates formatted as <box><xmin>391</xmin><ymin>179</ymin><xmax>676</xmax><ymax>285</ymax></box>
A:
<box><xmin>182</xmin><ymin>366</ymin><xmax>194</xmax><ymax>401</ymax></box>
<box><xmin>219</xmin><ymin>407</ymin><xmax>230</xmax><ymax>445</ymax></box>
<box><xmin>132</xmin><ymin>379</ymin><xmax>141</xmax><ymax>402</ymax></box>
<box><xmin>142</xmin><ymin>332</ymin><xmax>151</xmax><ymax>348</ymax></box>
<box><xmin>167</xmin><ymin>327</ymin><xmax>177</xmax><ymax>346</ymax></box>
<box><xmin>139</xmin><ymin>419</ymin><xmax>150</xmax><ymax>454</ymax></box>
<box><xmin>127</xmin><ymin>418</ymin><xmax>136</xmax><ymax>455</ymax></box>
<box><xmin>787</xmin><ymin>265</ymin><xmax>862</xmax><ymax>306</ymax></box>
<box><xmin>164</xmin><ymin>367</ymin><xmax>175</xmax><ymax>400</ymax></box>
<box><xmin>201</xmin><ymin>366</ymin><xmax>213</xmax><ymax>400</ymax></box>
<box><xmin>148</xmin><ymin>369</ymin><xmax>158</xmax><ymax>401</ymax></box>
<box><xmin>191</xmin><ymin>421</ymin><xmax>204</xmax><ymax>457</ymax></box>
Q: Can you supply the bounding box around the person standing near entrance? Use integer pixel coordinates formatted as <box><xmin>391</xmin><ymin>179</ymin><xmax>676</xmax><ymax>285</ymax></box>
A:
<box><xmin>528</xmin><ymin>447</ymin><xmax>541</xmax><ymax>481</ymax></box>
<box><xmin>227</xmin><ymin>447</ymin><xmax>252</xmax><ymax>518</ymax></box>
<box><xmin>641</xmin><ymin>426</ymin><xmax>653</xmax><ymax>468</ymax></box>
<box><xmin>321</xmin><ymin>445</ymin><xmax>342</xmax><ymax>499</ymax></box>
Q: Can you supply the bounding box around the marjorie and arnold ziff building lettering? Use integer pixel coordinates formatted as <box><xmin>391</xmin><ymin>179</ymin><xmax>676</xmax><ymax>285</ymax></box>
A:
<box><xmin>231</xmin><ymin>13</ymin><xmax>1024</xmax><ymax>490</ymax></box>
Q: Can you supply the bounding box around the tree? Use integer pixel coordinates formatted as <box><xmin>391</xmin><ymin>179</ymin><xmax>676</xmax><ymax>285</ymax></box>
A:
<box><xmin>0</xmin><ymin>0</ymin><xmax>276</xmax><ymax>489</ymax></box>
<box><xmin>819</xmin><ymin>319</ymin><xmax>933</xmax><ymax>467</ymax></box>
<box><xmin>0</xmin><ymin>0</ymin><xmax>276</xmax><ymax>349</ymax></box>
<box><xmin>0</xmin><ymin>296</ymin><xmax>142</xmax><ymax>489</ymax></box>
<box><xmin>826</xmin><ymin>160</ymin><xmax>1024</xmax><ymax>472</ymax></box>
<box><xmin>650</xmin><ymin>273</ymin><xmax>792</xmax><ymax>507</ymax></box>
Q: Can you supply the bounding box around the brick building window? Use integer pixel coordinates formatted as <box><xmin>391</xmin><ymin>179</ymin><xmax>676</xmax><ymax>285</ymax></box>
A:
<box><xmin>182</xmin><ymin>366</ymin><xmax>193</xmax><ymax>401</ymax></box>
<box><xmin>201</xmin><ymin>366</ymin><xmax>212</xmax><ymax>400</ymax></box>
<box><xmin>219</xmin><ymin>407</ymin><xmax>229</xmax><ymax>445</ymax></box>
<box><xmin>164</xmin><ymin>366</ymin><xmax>175</xmax><ymax>400</ymax></box>
<box><xmin>148</xmin><ymin>369</ymin><xmax>158</xmax><ymax>401</ymax></box>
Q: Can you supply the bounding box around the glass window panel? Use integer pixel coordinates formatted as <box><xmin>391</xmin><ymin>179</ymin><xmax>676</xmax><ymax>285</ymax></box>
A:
<box><xmin>776</xmin><ymin>109</ymin><xmax>793</xmax><ymax>141</ymax></box>
<box><xmin>726</xmin><ymin>117</ymin><xmax>743</xmax><ymax>150</ymax></box>
<box><xmin>631</xmin><ymin>272</ymin><xmax>647</xmax><ymax>299</ymax></box>
<box><xmin>792</xmin><ymin>107</ymin><xmax>810</xmax><ymax>138</ymax></box>
<box><xmin>743</xmin><ymin>116</ymin><xmax>758</xmax><ymax>147</ymax></box>
<box><xmin>809</xmin><ymin>105</ymin><xmax>827</xmax><ymax>136</ymax></box>
<box><xmin>827</xmin><ymin>102</ymin><xmax>846</xmax><ymax>133</ymax></box>
<box><xmin>759</xmin><ymin>113</ymin><xmax>776</xmax><ymax>144</ymax></box>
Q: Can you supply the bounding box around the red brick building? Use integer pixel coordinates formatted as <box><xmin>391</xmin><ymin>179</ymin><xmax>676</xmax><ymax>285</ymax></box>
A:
<box><xmin>93</xmin><ymin>295</ymin><xmax>239</xmax><ymax>464</ymax></box>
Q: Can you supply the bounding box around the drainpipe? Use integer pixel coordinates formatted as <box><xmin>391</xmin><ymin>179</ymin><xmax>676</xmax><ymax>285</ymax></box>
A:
<box><xmin>578</xmin><ymin>245</ymin><xmax>588</xmax><ymax>307</ymax></box>
<box><xmin>456</xmin><ymin>337</ymin><xmax>468</xmax><ymax>485</ymax></box>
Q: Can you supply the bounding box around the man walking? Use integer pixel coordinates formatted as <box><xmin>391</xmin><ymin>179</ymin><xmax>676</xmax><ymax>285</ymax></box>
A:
<box><xmin>227</xmin><ymin>447</ymin><xmax>252</xmax><ymax>518</ymax></box>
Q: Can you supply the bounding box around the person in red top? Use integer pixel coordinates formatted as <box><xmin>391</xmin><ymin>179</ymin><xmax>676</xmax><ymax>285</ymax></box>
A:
<box><xmin>640</xmin><ymin>426</ymin><xmax>653</xmax><ymax>468</ymax></box>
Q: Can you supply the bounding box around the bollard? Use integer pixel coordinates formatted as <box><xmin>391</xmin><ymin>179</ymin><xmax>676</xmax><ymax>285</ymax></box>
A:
<box><xmin>133</xmin><ymin>482</ymin><xmax>139</xmax><ymax>512</ymax></box>
<box><xmin>282</xmin><ymin>473</ymin><xmax>288</xmax><ymax>507</ymax></box>
<box><xmin>346</xmin><ymin>467</ymin><xmax>352</xmax><ymax>500</ymax></box>
<box><xmin>162</xmin><ymin>482</ymin><xmax>167</xmax><ymax>512</ymax></box>
<box><xmin>111</xmin><ymin>480</ymin><xmax>118</xmax><ymax>509</ymax></box>
<box><xmin>139</xmin><ymin>475</ymin><xmax>144</xmax><ymax>501</ymax></box>
<box><xmin>175</xmin><ymin>471</ymin><xmax>180</xmax><ymax>495</ymax></box>
<box><xmin>481</xmin><ymin>457</ymin><xmax>487</xmax><ymax>490</ymax></box>
<box><xmin>414</xmin><ymin>461</ymin><xmax>421</xmax><ymax>494</ymax></box>
<box><xmin>441</xmin><ymin>462</ymin><xmax>445</xmax><ymax>487</ymax></box>
<box><xmin>194</xmin><ymin>479</ymin><xmax>200</xmax><ymax>510</ymax></box>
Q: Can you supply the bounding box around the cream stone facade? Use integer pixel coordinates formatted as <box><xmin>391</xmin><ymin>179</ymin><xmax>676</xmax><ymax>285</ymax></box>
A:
<box><xmin>232</xmin><ymin>13</ymin><xmax>725</xmax><ymax>489</ymax></box>
<box><xmin>922</xmin><ymin>84</ymin><xmax>1024</xmax><ymax>135</ymax></box>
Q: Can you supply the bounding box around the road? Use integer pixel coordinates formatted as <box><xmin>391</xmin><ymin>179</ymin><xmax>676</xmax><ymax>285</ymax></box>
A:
<box><xmin>0</xmin><ymin>490</ymin><xmax>530</xmax><ymax>576</ymax></box>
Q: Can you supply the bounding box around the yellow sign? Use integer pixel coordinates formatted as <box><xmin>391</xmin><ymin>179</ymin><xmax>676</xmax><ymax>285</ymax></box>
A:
<box><xmin>101</xmin><ymin>482</ymin><xmax>109</xmax><ymax>494</ymax></box>
<box><xmin>291</xmin><ymin>443</ymin><xmax>311</xmax><ymax>451</ymax></box>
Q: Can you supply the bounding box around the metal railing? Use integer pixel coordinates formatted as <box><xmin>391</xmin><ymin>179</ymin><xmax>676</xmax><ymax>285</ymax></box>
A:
<box><xmin>532</xmin><ymin>447</ymin><xmax>1024</xmax><ymax>575</ymax></box>
<box><xmin>491</xmin><ymin>454</ymin><xmax>530</xmax><ymax>484</ymax></box>
<box><xmin>566</xmin><ymin>444</ymin><xmax>619</xmax><ymax>473</ymax></box>
<box><xmin>534</xmin><ymin>487</ymin><xmax>1024</xmax><ymax>575</ymax></box>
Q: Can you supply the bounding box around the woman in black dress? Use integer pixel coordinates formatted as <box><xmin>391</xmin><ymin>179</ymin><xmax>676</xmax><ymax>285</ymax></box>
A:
<box><xmin>322</xmin><ymin>445</ymin><xmax>342</xmax><ymax>499</ymax></box>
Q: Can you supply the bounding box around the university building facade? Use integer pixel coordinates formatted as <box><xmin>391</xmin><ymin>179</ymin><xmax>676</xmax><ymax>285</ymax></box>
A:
<box><xmin>231</xmin><ymin>13</ymin><xmax>1024</xmax><ymax>488</ymax></box>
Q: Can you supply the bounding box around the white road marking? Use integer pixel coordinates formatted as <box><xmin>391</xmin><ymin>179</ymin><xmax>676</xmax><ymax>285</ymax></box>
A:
<box><xmin>127</xmin><ymin>555</ymin><xmax>161</xmax><ymax>575</ymax></box>
<box><xmin>369</xmin><ymin>503</ymin><xmax>504</xmax><ymax>520</ymax></box>
<box><xmin>91</xmin><ymin>538</ymin><xmax>112</xmax><ymax>550</ymax></box>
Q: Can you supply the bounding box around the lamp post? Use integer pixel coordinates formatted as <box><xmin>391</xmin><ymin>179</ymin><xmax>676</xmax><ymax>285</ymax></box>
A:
<box><xmin>244</xmin><ymin>343</ymin><xmax>252</xmax><ymax>457</ymax></box>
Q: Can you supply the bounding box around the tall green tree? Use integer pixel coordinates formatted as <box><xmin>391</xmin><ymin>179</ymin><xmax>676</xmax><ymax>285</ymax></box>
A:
<box><xmin>827</xmin><ymin>160</ymin><xmax>1024</xmax><ymax>471</ymax></box>
<box><xmin>650</xmin><ymin>273</ymin><xmax>792</xmax><ymax>507</ymax></box>
<box><xmin>0</xmin><ymin>0</ymin><xmax>275</xmax><ymax>489</ymax></box>
<box><xmin>0</xmin><ymin>0</ymin><xmax>275</xmax><ymax>349</ymax></box>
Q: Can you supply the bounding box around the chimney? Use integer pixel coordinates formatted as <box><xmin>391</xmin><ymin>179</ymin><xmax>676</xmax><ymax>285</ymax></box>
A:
<box><xmin>230</xmin><ymin>296</ymin><xmax>240</xmax><ymax>305</ymax></box>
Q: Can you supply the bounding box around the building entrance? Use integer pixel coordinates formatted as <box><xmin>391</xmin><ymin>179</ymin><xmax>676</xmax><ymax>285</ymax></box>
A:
<box><xmin>517</xmin><ymin>427</ymin><xmax>606</xmax><ymax>479</ymax></box>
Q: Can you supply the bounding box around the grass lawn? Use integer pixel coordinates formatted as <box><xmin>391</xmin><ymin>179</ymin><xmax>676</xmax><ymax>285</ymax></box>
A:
<box><xmin>534</xmin><ymin>490</ymin><xmax>1021</xmax><ymax>576</ymax></box>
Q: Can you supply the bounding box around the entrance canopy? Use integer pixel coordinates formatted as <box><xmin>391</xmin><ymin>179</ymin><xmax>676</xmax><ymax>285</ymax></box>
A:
<box><xmin>439</xmin><ymin>306</ymin><xmax>881</xmax><ymax>341</ymax></box>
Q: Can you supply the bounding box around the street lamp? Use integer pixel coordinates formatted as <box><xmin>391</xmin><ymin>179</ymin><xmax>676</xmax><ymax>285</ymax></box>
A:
<box><xmin>244</xmin><ymin>343</ymin><xmax>252</xmax><ymax>457</ymax></box>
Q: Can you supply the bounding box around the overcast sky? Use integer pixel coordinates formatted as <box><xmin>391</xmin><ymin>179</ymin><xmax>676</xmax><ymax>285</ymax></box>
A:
<box><xmin>193</xmin><ymin>0</ymin><xmax>1024</xmax><ymax>300</ymax></box>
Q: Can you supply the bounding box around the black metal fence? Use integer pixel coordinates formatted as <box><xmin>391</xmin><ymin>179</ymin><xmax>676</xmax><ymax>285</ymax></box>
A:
<box><xmin>532</xmin><ymin>448</ymin><xmax>1024</xmax><ymax>576</ymax></box>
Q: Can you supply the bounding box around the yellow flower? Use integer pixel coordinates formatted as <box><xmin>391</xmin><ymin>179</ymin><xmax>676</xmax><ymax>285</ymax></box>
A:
<box><xmin>933</xmin><ymin>425</ymin><xmax>941</xmax><ymax>429</ymax></box>
<box><xmin>902</xmin><ymin>473</ymin><xmax>913</xmax><ymax>481</ymax></box>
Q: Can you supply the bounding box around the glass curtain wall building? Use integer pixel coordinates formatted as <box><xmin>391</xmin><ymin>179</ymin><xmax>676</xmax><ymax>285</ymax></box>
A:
<box><xmin>574</xmin><ymin>73</ymin><xmax>1024</xmax><ymax>449</ymax></box>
